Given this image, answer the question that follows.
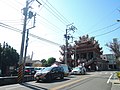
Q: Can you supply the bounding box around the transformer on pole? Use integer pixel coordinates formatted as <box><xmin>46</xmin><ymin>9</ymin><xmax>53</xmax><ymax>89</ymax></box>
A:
<box><xmin>64</xmin><ymin>24</ymin><xmax>77</xmax><ymax>65</ymax></box>
<box><xmin>18</xmin><ymin>0</ymin><xmax>41</xmax><ymax>83</ymax></box>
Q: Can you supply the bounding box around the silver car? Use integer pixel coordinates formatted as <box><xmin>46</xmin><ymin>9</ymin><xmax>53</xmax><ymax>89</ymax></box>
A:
<box><xmin>71</xmin><ymin>66</ymin><xmax>86</xmax><ymax>75</ymax></box>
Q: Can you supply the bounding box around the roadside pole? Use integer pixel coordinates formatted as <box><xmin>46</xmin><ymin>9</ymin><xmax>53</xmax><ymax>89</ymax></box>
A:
<box><xmin>18</xmin><ymin>0</ymin><xmax>41</xmax><ymax>83</ymax></box>
<box><xmin>65</xmin><ymin>28</ymin><xmax>68</xmax><ymax>65</ymax></box>
<box><xmin>64</xmin><ymin>24</ymin><xmax>77</xmax><ymax>66</ymax></box>
<box><xmin>74</xmin><ymin>46</ymin><xmax>77</xmax><ymax>67</ymax></box>
<box><xmin>17</xmin><ymin>0</ymin><xmax>29</xmax><ymax>83</ymax></box>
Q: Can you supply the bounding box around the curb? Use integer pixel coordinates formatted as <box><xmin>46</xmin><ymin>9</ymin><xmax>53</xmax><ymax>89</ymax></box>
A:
<box><xmin>109</xmin><ymin>72</ymin><xmax>120</xmax><ymax>90</ymax></box>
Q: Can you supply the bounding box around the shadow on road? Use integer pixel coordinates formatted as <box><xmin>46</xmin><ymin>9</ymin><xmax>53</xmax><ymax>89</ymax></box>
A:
<box><xmin>36</xmin><ymin>78</ymin><xmax>70</xmax><ymax>83</ymax></box>
<box><xmin>20</xmin><ymin>82</ymin><xmax>48</xmax><ymax>90</ymax></box>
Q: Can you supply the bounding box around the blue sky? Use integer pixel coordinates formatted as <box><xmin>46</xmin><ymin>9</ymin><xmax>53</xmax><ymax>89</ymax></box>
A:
<box><xmin>0</xmin><ymin>0</ymin><xmax>120</xmax><ymax>60</ymax></box>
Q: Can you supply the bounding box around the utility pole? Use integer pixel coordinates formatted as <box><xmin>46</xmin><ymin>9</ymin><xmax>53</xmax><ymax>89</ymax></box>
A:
<box><xmin>64</xmin><ymin>27</ymin><xmax>68</xmax><ymax>65</ymax></box>
<box><xmin>74</xmin><ymin>45</ymin><xmax>77</xmax><ymax>67</ymax></box>
<box><xmin>18</xmin><ymin>0</ymin><xmax>29</xmax><ymax>83</ymax></box>
<box><xmin>18</xmin><ymin>0</ymin><xmax>41</xmax><ymax>83</ymax></box>
<box><xmin>22</xmin><ymin>29</ymin><xmax>29</xmax><ymax>82</ymax></box>
<box><xmin>64</xmin><ymin>24</ymin><xmax>77</xmax><ymax>65</ymax></box>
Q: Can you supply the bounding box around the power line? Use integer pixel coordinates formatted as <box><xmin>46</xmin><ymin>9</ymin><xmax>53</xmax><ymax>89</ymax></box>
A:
<box><xmin>29</xmin><ymin>33</ymin><xmax>61</xmax><ymax>46</ymax></box>
<box><xmin>88</xmin><ymin>23</ymin><xmax>118</xmax><ymax>34</ymax></box>
<box><xmin>0</xmin><ymin>22</ymin><xmax>61</xmax><ymax>46</ymax></box>
<box><xmin>0</xmin><ymin>0</ymin><xmax>21</xmax><ymax>13</ymax></box>
<box><xmin>94</xmin><ymin>26</ymin><xmax>120</xmax><ymax>37</ymax></box>
<box><xmin>40</xmin><ymin>0</ymin><xmax>68</xmax><ymax>25</ymax></box>
<box><xmin>37</xmin><ymin>0</ymin><xmax>48</xmax><ymax>12</ymax></box>
<box><xmin>46</xmin><ymin>0</ymin><xmax>70</xmax><ymax>24</ymax></box>
<box><xmin>88</xmin><ymin>8</ymin><xmax>117</xmax><ymax>33</ymax></box>
<box><xmin>36</xmin><ymin>18</ymin><xmax>64</xmax><ymax>37</ymax></box>
<box><xmin>34</xmin><ymin>13</ymin><xmax>65</xmax><ymax>41</ymax></box>
<box><xmin>0</xmin><ymin>0</ymin><xmax>64</xmax><ymax>45</ymax></box>
<box><xmin>13</xmin><ymin>0</ymin><xmax>24</xmax><ymax>6</ymax></box>
<box><xmin>36</xmin><ymin>13</ymin><xmax>64</xmax><ymax>32</ymax></box>
<box><xmin>3</xmin><ymin>0</ymin><xmax>66</xmax><ymax>35</ymax></box>
<box><xmin>0</xmin><ymin>22</ymin><xmax>22</xmax><ymax>33</ymax></box>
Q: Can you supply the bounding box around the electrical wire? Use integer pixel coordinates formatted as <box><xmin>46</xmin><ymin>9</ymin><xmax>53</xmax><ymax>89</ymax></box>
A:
<box><xmin>36</xmin><ymin>13</ymin><xmax>64</xmax><ymax>32</ymax></box>
<box><xmin>0</xmin><ymin>0</ymin><xmax>64</xmax><ymax>46</ymax></box>
<box><xmin>0</xmin><ymin>22</ymin><xmax>22</xmax><ymax>33</ymax></box>
<box><xmin>94</xmin><ymin>26</ymin><xmax>120</xmax><ymax>37</ymax></box>
<box><xmin>0</xmin><ymin>0</ymin><xmax>21</xmax><ymax>13</ymax></box>
<box><xmin>0</xmin><ymin>22</ymin><xmax>61</xmax><ymax>46</ymax></box>
<box><xmin>37</xmin><ymin>0</ymin><xmax>48</xmax><ymax>12</ymax></box>
<box><xmin>7</xmin><ymin>0</ymin><xmax>66</xmax><ymax>36</ymax></box>
<box><xmin>13</xmin><ymin>0</ymin><xmax>24</xmax><ymax>6</ymax></box>
<box><xmin>0</xmin><ymin>20</ymin><xmax>22</xmax><ymax>24</ymax></box>
<box><xmin>35</xmin><ymin>20</ymin><xmax>65</xmax><ymax>43</ymax></box>
<box><xmin>1</xmin><ymin>0</ymin><xmax>74</xmax><ymax>45</ymax></box>
<box><xmin>46</xmin><ymin>0</ymin><xmax>70</xmax><ymax>24</ymax></box>
<box><xmin>88</xmin><ymin>23</ymin><xmax>118</xmax><ymax>34</ymax></box>
<box><xmin>88</xmin><ymin>8</ymin><xmax>117</xmax><ymax>33</ymax></box>
<box><xmin>36</xmin><ymin>18</ymin><xmax>64</xmax><ymax>37</ymax></box>
<box><xmin>40</xmin><ymin>0</ymin><xmax>68</xmax><ymax>25</ymax></box>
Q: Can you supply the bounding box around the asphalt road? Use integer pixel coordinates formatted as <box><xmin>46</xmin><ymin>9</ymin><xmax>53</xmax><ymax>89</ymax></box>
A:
<box><xmin>60</xmin><ymin>71</ymin><xmax>113</xmax><ymax>90</ymax></box>
<box><xmin>0</xmin><ymin>71</ymin><xmax>115</xmax><ymax>90</ymax></box>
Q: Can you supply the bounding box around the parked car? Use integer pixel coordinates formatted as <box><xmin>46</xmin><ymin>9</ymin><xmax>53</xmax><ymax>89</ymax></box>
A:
<box><xmin>34</xmin><ymin>67</ymin><xmax>45</xmax><ymax>72</ymax></box>
<box><xmin>34</xmin><ymin>66</ymin><xmax>64</xmax><ymax>82</ymax></box>
<box><xmin>51</xmin><ymin>64</ymin><xmax>70</xmax><ymax>77</ymax></box>
<box><xmin>24</xmin><ymin>66</ymin><xmax>36</xmax><ymax>75</ymax></box>
<box><xmin>59</xmin><ymin>64</ymin><xmax>70</xmax><ymax>77</ymax></box>
<box><xmin>71</xmin><ymin>66</ymin><xmax>86</xmax><ymax>75</ymax></box>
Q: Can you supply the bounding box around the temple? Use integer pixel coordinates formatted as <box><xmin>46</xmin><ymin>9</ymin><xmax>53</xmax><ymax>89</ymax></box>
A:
<box><xmin>60</xmin><ymin>35</ymin><xmax>108</xmax><ymax>71</ymax></box>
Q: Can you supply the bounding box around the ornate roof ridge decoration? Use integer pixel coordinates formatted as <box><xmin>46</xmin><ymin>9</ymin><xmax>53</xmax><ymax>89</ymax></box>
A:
<box><xmin>75</xmin><ymin>35</ymin><xmax>96</xmax><ymax>45</ymax></box>
<box><xmin>77</xmin><ymin>35</ymin><xmax>94</xmax><ymax>42</ymax></box>
<box><xmin>79</xmin><ymin>34</ymin><xmax>89</xmax><ymax>43</ymax></box>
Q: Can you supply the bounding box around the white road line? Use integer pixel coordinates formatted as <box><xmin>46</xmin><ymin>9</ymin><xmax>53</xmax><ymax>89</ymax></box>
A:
<box><xmin>107</xmin><ymin>73</ymin><xmax>113</xmax><ymax>84</ymax></box>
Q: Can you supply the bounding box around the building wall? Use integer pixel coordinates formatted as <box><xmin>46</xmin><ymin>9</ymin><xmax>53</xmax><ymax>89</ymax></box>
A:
<box><xmin>103</xmin><ymin>54</ymin><xmax>118</xmax><ymax>70</ymax></box>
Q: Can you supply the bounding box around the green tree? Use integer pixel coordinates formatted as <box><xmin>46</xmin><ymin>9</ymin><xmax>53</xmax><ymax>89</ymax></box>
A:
<box><xmin>41</xmin><ymin>59</ymin><xmax>48</xmax><ymax>67</ymax></box>
<box><xmin>0</xmin><ymin>42</ymin><xmax>19</xmax><ymax>76</ymax></box>
<box><xmin>47</xmin><ymin>57</ymin><xmax>56</xmax><ymax>66</ymax></box>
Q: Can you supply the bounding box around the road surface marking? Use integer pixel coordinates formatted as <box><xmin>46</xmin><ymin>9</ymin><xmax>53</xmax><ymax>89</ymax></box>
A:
<box><xmin>107</xmin><ymin>73</ymin><xmax>113</xmax><ymax>84</ymax></box>
<box><xmin>50</xmin><ymin>77</ymin><xmax>89</xmax><ymax>90</ymax></box>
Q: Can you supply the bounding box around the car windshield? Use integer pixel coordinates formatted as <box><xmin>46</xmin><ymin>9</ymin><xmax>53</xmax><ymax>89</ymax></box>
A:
<box><xmin>42</xmin><ymin>67</ymin><xmax>52</xmax><ymax>72</ymax></box>
<box><xmin>73</xmin><ymin>67</ymin><xmax>80</xmax><ymax>71</ymax></box>
<box><xmin>34</xmin><ymin>68</ymin><xmax>43</xmax><ymax>70</ymax></box>
<box><xmin>25</xmin><ymin>67</ymin><xmax>34</xmax><ymax>70</ymax></box>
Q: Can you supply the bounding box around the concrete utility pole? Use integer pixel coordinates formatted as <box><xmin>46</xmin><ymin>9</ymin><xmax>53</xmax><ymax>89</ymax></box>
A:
<box><xmin>22</xmin><ymin>29</ymin><xmax>29</xmax><ymax>81</ymax></box>
<box><xmin>74</xmin><ymin>46</ymin><xmax>77</xmax><ymax>67</ymax></box>
<box><xmin>18</xmin><ymin>0</ymin><xmax>41</xmax><ymax>83</ymax></box>
<box><xmin>18</xmin><ymin>0</ymin><xmax>29</xmax><ymax>83</ymax></box>
<box><xmin>64</xmin><ymin>24</ymin><xmax>77</xmax><ymax>65</ymax></box>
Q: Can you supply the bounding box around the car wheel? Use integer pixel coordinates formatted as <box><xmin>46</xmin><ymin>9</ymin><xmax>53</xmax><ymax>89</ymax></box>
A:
<box><xmin>47</xmin><ymin>75</ymin><xmax>52</xmax><ymax>82</ymax></box>
<box><xmin>36</xmin><ymin>79</ymin><xmax>39</xmax><ymax>82</ymax></box>
<box><xmin>60</xmin><ymin>73</ymin><xmax>64</xmax><ymax>79</ymax></box>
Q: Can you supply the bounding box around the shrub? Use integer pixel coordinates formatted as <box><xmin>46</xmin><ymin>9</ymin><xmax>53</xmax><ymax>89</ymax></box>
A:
<box><xmin>116</xmin><ymin>72</ymin><xmax>120</xmax><ymax>78</ymax></box>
